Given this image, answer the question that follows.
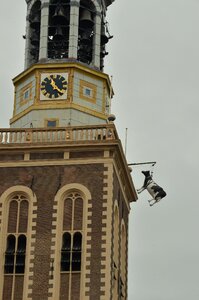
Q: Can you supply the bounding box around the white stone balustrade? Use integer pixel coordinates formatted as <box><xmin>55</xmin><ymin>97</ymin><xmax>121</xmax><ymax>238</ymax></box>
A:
<box><xmin>0</xmin><ymin>124</ymin><xmax>117</xmax><ymax>145</ymax></box>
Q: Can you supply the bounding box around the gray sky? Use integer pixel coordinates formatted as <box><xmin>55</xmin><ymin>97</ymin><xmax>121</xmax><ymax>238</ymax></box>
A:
<box><xmin>1</xmin><ymin>1</ymin><xmax>199</xmax><ymax>299</ymax></box>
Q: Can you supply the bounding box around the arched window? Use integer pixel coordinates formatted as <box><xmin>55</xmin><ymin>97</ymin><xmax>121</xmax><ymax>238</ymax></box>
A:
<box><xmin>60</xmin><ymin>191</ymin><xmax>83</xmax><ymax>300</ymax></box>
<box><xmin>2</xmin><ymin>193</ymin><xmax>29</xmax><ymax>300</ymax></box>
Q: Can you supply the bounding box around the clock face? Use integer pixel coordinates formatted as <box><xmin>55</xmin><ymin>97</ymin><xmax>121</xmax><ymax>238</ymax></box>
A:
<box><xmin>40</xmin><ymin>74</ymin><xmax>68</xmax><ymax>99</ymax></box>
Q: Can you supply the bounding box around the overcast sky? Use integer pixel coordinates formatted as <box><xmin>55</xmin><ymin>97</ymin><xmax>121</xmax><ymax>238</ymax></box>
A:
<box><xmin>1</xmin><ymin>1</ymin><xmax>199</xmax><ymax>299</ymax></box>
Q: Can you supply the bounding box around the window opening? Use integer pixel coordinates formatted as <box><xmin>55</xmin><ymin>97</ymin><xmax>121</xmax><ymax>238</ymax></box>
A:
<box><xmin>47</xmin><ymin>120</ymin><xmax>57</xmax><ymax>127</ymax></box>
<box><xmin>15</xmin><ymin>235</ymin><xmax>26</xmax><ymax>274</ymax></box>
<box><xmin>84</xmin><ymin>87</ymin><xmax>92</xmax><ymax>97</ymax></box>
<box><xmin>72</xmin><ymin>232</ymin><xmax>82</xmax><ymax>271</ymax></box>
<box><xmin>4</xmin><ymin>235</ymin><xmax>16</xmax><ymax>274</ymax></box>
<box><xmin>61</xmin><ymin>232</ymin><xmax>71</xmax><ymax>271</ymax></box>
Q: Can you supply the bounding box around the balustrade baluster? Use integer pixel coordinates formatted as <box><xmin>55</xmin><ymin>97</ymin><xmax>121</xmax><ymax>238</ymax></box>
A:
<box><xmin>80</xmin><ymin>129</ymin><xmax>83</xmax><ymax>140</ymax></box>
<box><xmin>14</xmin><ymin>132</ymin><xmax>17</xmax><ymax>143</ymax></box>
<box><xmin>54</xmin><ymin>130</ymin><xmax>57</xmax><ymax>141</ymax></box>
<box><xmin>40</xmin><ymin>131</ymin><xmax>43</xmax><ymax>142</ymax></box>
<box><xmin>0</xmin><ymin>132</ymin><xmax>3</xmax><ymax>143</ymax></box>
<box><xmin>9</xmin><ymin>132</ymin><xmax>12</xmax><ymax>143</ymax></box>
<box><xmin>74</xmin><ymin>130</ymin><xmax>78</xmax><ymax>140</ymax></box>
<box><xmin>4</xmin><ymin>132</ymin><xmax>8</xmax><ymax>143</ymax></box>
<box><xmin>90</xmin><ymin>129</ymin><xmax>93</xmax><ymax>140</ymax></box>
<box><xmin>49</xmin><ymin>130</ymin><xmax>53</xmax><ymax>142</ymax></box>
<box><xmin>18</xmin><ymin>132</ymin><xmax>22</xmax><ymax>143</ymax></box>
<box><xmin>85</xmin><ymin>129</ymin><xmax>89</xmax><ymax>141</ymax></box>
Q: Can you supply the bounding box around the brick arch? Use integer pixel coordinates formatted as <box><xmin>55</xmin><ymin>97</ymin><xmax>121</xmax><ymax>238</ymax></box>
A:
<box><xmin>55</xmin><ymin>183</ymin><xmax>92</xmax><ymax>202</ymax></box>
<box><xmin>0</xmin><ymin>185</ymin><xmax>34</xmax><ymax>205</ymax></box>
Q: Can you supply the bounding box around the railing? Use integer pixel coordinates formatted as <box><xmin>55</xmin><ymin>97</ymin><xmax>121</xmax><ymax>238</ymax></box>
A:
<box><xmin>0</xmin><ymin>124</ymin><xmax>118</xmax><ymax>145</ymax></box>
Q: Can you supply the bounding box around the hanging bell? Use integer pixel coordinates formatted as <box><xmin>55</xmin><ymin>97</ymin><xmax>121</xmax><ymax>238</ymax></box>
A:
<box><xmin>80</xmin><ymin>31</ymin><xmax>92</xmax><ymax>45</ymax></box>
<box><xmin>79</xmin><ymin>9</ymin><xmax>94</xmax><ymax>29</ymax></box>
<box><xmin>30</xmin><ymin>32</ymin><xmax>40</xmax><ymax>46</ymax></box>
<box><xmin>52</xmin><ymin>5</ymin><xmax>68</xmax><ymax>25</ymax></box>
<box><xmin>30</xmin><ymin>14</ymin><xmax>40</xmax><ymax>30</ymax></box>
<box><xmin>53</xmin><ymin>26</ymin><xmax>64</xmax><ymax>41</ymax></box>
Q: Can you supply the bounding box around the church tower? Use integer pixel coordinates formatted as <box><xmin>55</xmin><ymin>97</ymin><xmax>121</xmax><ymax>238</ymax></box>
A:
<box><xmin>0</xmin><ymin>1</ymin><xmax>137</xmax><ymax>299</ymax></box>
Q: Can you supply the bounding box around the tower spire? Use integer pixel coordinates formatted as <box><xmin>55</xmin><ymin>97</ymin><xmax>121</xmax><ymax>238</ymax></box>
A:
<box><xmin>10</xmin><ymin>0</ymin><xmax>114</xmax><ymax>129</ymax></box>
<box><xmin>0</xmin><ymin>1</ymin><xmax>137</xmax><ymax>300</ymax></box>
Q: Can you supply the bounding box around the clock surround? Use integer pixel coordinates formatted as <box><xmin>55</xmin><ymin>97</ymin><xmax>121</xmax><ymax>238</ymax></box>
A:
<box><xmin>40</xmin><ymin>73</ymin><xmax>68</xmax><ymax>101</ymax></box>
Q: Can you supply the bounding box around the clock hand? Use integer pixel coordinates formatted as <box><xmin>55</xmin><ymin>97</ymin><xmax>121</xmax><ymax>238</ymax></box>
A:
<box><xmin>50</xmin><ymin>78</ymin><xmax>63</xmax><ymax>94</ymax></box>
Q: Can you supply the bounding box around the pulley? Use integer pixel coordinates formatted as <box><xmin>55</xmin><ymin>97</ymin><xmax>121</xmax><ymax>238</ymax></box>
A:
<box><xmin>79</xmin><ymin>9</ymin><xmax>94</xmax><ymax>29</ymax></box>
